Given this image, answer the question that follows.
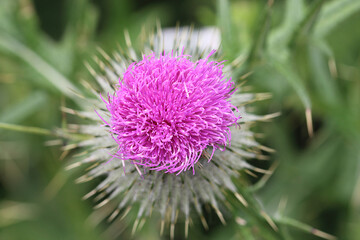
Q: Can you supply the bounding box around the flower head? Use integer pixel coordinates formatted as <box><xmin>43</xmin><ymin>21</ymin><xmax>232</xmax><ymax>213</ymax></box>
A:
<box><xmin>105</xmin><ymin>51</ymin><xmax>238</xmax><ymax>174</ymax></box>
<box><xmin>65</xmin><ymin>27</ymin><xmax>273</xmax><ymax>238</ymax></box>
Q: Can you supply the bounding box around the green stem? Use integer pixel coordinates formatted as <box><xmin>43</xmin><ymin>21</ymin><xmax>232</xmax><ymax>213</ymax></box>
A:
<box><xmin>0</xmin><ymin>122</ymin><xmax>52</xmax><ymax>136</ymax></box>
<box><xmin>0</xmin><ymin>122</ymin><xmax>91</xmax><ymax>141</ymax></box>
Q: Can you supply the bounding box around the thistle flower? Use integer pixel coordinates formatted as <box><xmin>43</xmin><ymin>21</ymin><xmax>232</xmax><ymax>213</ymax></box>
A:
<box><xmin>64</xmin><ymin>27</ymin><xmax>275</xmax><ymax>238</ymax></box>
<box><xmin>104</xmin><ymin>50</ymin><xmax>238</xmax><ymax>174</ymax></box>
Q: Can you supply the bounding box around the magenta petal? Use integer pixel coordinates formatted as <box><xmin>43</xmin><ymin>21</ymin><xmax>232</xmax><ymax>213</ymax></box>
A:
<box><xmin>102</xmin><ymin>51</ymin><xmax>238</xmax><ymax>174</ymax></box>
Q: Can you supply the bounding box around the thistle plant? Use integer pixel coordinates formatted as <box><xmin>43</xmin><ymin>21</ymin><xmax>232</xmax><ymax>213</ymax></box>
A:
<box><xmin>62</xmin><ymin>27</ymin><xmax>277</xmax><ymax>238</ymax></box>
<box><xmin>1</xmin><ymin>1</ymin><xmax>358</xmax><ymax>239</ymax></box>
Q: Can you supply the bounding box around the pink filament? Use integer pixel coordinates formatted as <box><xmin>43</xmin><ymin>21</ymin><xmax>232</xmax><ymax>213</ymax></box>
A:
<box><xmin>103</xmin><ymin>51</ymin><xmax>238</xmax><ymax>174</ymax></box>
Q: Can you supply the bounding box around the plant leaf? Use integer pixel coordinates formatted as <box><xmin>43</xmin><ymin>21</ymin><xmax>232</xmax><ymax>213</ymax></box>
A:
<box><xmin>315</xmin><ymin>0</ymin><xmax>360</xmax><ymax>37</ymax></box>
<box><xmin>248</xmin><ymin>1</ymin><xmax>272</xmax><ymax>65</ymax></box>
<box><xmin>0</xmin><ymin>33</ymin><xmax>80</xmax><ymax>100</ymax></box>
<box><xmin>0</xmin><ymin>91</ymin><xmax>48</xmax><ymax>123</ymax></box>
<box><xmin>268</xmin><ymin>0</ymin><xmax>305</xmax><ymax>55</ymax></box>
<box><xmin>290</xmin><ymin>0</ymin><xmax>325</xmax><ymax>47</ymax></box>
<box><xmin>217</xmin><ymin>0</ymin><xmax>240</xmax><ymax>59</ymax></box>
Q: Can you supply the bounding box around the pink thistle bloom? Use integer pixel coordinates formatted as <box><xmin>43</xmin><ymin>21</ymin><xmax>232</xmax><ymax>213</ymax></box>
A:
<box><xmin>64</xmin><ymin>27</ymin><xmax>274</xmax><ymax>238</ymax></box>
<box><xmin>104</xmin><ymin>51</ymin><xmax>238</xmax><ymax>174</ymax></box>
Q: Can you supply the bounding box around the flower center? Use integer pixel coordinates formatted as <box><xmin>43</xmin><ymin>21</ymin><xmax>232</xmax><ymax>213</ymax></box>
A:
<box><xmin>149</xmin><ymin>121</ymin><xmax>174</xmax><ymax>147</ymax></box>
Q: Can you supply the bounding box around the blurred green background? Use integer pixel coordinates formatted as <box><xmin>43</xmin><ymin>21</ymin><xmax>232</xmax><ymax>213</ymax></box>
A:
<box><xmin>0</xmin><ymin>0</ymin><xmax>359</xmax><ymax>239</ymax></box>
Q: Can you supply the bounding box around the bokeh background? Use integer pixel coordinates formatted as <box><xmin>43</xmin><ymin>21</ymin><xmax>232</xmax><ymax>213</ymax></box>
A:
<box><xmin>0</xmin><ymin>0</ymin><xmax>359</xmax><ymax>239</ymax></box>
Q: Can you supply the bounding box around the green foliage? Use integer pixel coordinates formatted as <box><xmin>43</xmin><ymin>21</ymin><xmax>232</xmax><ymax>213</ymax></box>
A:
<box><xmin>1</xmin><ymin>0</ymin><xmax>360</xmax><ymax>239</ymax></box>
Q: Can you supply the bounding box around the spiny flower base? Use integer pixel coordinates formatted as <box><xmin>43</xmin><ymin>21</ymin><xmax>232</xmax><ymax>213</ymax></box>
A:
<box><xmin>63</xmin><ymin>27</ymin><xmax>275</xmax><ymax>238</ymax></box>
